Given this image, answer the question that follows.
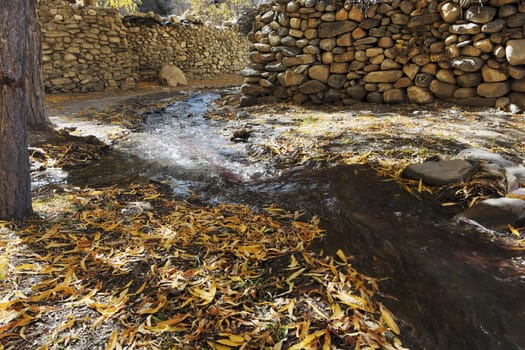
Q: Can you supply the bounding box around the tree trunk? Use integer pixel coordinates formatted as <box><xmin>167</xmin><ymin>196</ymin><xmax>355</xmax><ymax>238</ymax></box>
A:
<box><xmin>26</xmin><ymin>0</ymin><xmax>51</xmax><ymax>131</ymax></box>
<box><xmin>0</xmin><ymin>0</ymin><xmax>33</xmax><ymax>219</ymax></box>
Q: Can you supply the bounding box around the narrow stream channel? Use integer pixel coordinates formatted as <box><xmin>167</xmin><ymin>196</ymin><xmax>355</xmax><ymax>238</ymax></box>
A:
<box><xmin>56</xmin><ymin>93</ymin><xmax>524</xmax><ymax>350</ymax></box>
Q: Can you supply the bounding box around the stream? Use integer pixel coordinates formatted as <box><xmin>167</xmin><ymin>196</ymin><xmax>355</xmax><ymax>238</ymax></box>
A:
<box><xmin>51</xmin><ymin>92</ymin><xmax>524</xmax><ymax>350</ymax></box>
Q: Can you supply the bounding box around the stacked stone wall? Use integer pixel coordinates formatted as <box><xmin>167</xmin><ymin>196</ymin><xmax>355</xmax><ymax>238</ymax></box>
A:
<box><xmin>125</xmin><ymin>19</ymin><xmax>249</xmax><ymax>81</ymax></box>
<box><xmin>39</xmin><ymin>1</ymin><xmax>134</xmax><ymax>93</ymax></box>
<box><xmin>38</xmin><ymin>0</ymin><xmax>250</xmax><ymax>93</ymax></box>
<box><xmin>241</xmin><ymin>0</ymin><xmax>525</xmax><ymax>109</ymax></box>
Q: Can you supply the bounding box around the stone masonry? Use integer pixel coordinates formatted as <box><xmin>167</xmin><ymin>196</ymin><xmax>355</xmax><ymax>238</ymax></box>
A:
<box><xmin>38</xmin><ymin>0</ymin><xmax>250</xmax><ymax>93</ymax></box>
<box><xmin>241</xmin><ymin>0</ymin><xmax>525</xmax><ymax>109</ymax></box>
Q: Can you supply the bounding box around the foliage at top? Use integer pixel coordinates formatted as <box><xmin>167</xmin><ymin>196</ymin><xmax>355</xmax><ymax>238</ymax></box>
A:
<box><xmin>98</xmin><ymin>0</ymin><xmax>142</xmax><ymax>13</ymax></box>
<box><xmin>187</xmin><ymin>0</ymin><xmax>256</xmax><ymax>25</ymax></box>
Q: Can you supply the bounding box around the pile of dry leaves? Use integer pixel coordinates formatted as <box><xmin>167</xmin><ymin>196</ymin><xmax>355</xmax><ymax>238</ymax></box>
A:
<box><xmin>0</xmin><ymin>184</ymin><xmax>406</xmax><ymax>349</ymax></box>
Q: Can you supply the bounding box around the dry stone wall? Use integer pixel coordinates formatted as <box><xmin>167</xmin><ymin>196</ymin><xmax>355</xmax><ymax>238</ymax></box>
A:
<box><xmin>241</xmin><ymin>0</ymin><xmax>525</xmax><ymax>109</ymax></box>
<box><xmin>39</xmin><ymin>1</ymin><xmax>134</xmax><ymax>93</ymax></box>
<box><xmin>125</xmin><ymin>17</ymin><xmax>249</xmax><ymax>81</ymax></box>
<box><xmin>38</xmin><ymin>0</ymin><xmax>249</xmax><ymax>93</ymax></box>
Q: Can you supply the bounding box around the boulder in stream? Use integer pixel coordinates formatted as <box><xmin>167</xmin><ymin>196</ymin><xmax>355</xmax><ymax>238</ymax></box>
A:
<box><xmin>454</xmin><ymin>197</ymin><xmax>525</xmax><ymax>231</ymax></box>
<box><xmin>403</xmin><ymin>159</ymin><xmax>476</xmax><ymax>186</ymax></box>
<box><xmin>159</xmin><ymin>65</ymin><xmax>187</xmax><ymax>87</ymax></box>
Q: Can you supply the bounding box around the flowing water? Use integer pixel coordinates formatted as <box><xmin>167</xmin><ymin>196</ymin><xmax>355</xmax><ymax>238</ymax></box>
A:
<box><xmin>54</xmin><ymin>93</ymin><xmax>524</xmax><ymax>350</ymax></box>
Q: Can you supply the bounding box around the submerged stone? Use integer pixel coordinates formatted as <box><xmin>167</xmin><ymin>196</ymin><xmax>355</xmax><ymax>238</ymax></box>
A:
<box><xmin>454</xmin><ymin>197</ymin><xmax>525</xmax><ymax>231</ymax></box>
<box><xmin>455</xmin><ymin>148</ymin><xmax>515</xmax><ymax>167</ymax></box>
<box><xmin>403</xmin><ymin>159</ymin><xmax>475</xmax><ymax>186</ymax></box>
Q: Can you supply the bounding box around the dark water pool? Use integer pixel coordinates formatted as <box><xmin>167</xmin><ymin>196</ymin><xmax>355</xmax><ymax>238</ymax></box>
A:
<box><xmin>218</xmin><ymin>165</ymin><xmax>525</xmax><ymax>350</ymax></box>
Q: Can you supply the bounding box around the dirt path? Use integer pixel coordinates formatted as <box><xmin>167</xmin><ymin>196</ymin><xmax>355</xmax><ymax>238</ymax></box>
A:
<box><xmin>44</xmin><ymin>75</ymin><xmax>244</xmax><ymax>116</ymax></box>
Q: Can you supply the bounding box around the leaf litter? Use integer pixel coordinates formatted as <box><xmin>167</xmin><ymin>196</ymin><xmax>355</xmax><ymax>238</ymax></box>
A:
<box><xmin>0</xmin><ymin>183</ymin><xmax>406</xmax><ymax>349</ymax></box>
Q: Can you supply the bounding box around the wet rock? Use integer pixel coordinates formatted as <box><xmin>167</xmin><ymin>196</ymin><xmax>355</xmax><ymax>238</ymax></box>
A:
<box><xmin>505</xmin><ymin>167</ymin><xmax>525</xmax><ymax>192</ymax></box>
<box><xmin>508</xmin><ymin>188</ymin><xmax>525</xmax><ymax>200</ymax></box>
<box><xmin>159</xmin><ymin>65</ymin><xmax>187</xmax><ymax>87</ymax></box>
<box><xmin>454</xmin><ymin>198</ymin><xmax>525</xmax><ymax>231</ymax></box>
<box><xmin>455</xmin><ymin>148</ymin><xmax>515</xmax><ymax>168</ymax></box>
<box><xmin>230</xmin><ymin>128</ymin><xmax>253</xmax><ymax>143</ymax></box>
<box><xmin>403</xmin><ymin>159</ymin><xmax>475</xmax><ymax>186</ymax></box>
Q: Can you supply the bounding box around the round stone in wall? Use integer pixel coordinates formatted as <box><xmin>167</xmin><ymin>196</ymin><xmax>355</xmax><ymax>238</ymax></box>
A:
<box><xmin>465</xmin><ymin>5</ymin><xmax>497</xmax><ymax>24</ymax></box>
<box><xmin>346</xmin><ymin>85</ymin><xmax>367</xmax><ymax>100</ymax></box>
<box><xmin>430</xmin><ymin>79</ymin><xmax>456</xmax><ymax>98</ymax></box>
<box><xmin>451</xmin><ymin>56</ymin><xmax>484</xmax><ymax>72</ymax></box>
<box><xmin>439</xmin><ymin>2</ymin><xmax>462</xmax><ymax>23</ymax></box>
<box><xmin>481</xmin><ymin>19</ymin><xmax>506</xmax><ymax>33</ymax></box>
<box><xmin>506</xmin><ymin>40</ymin><xmax>525</xmax><ymax>65</ymax></box>
<box><xmin>407</xmin><ymin>86</ymin><xmax>434</xmax><ymax>104</ymax></box>
<box><xmin>383</xmin><ymin>88</ymin><xmax>406</xmax><ymax>103</ymax></box>
<box><xmin>477</xmin><ymin>82</ymin><xmax>511</xmax><ymax>97</ymax></box>
<box><xmin>299</xmin><ymin>80</ymin><xmax>327</xmax><ymax>94</ymax></box>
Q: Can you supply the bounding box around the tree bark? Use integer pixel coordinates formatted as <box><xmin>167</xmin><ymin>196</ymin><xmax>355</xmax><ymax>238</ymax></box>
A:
<box><xmin>26</xmin><ymin>0</ymin><xmax>51</xmax><ymax>131</ymax></box>
<box><xmin>0</xmin><ymin>0</ymin><xmax>33</xmax><ymax>219</ymax></box>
